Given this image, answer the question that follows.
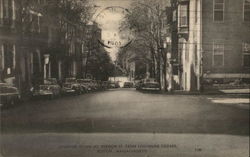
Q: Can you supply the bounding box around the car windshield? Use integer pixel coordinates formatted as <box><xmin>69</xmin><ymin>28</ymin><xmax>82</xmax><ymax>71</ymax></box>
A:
<box><xmin>125</xmin><ymin>82</ymin><xmax>132</xmax><ymax>84</ymax></box>
<box><xmin>39</xmin><ymin>85</ymin><xmax>50</xmax><ymax>90</ymax></box>
<box><xmin>76</xmin><ymin>80</ymin><xmax>83</xmax><ymax>83</ymax></box>
<box><xmin>0</xmin><ymin>85</ymin><xmax>18</xmax><ymax>93</ymax></box>
<box><xmin>145</xmin><ymin>79</ymin><xmax>155</xmax><ymax>83</ymax></box>
<box><xmin>65</xmin><ymin>79</ymin><xmax>76</xmax><ymax>83</ymax></box>
<box><xmin>44</xmin><ymin>79</ymin><xmax>57</xmax><ymax>85</ymax></box>
<box><xmin>78</xmin><ymin>79</ymin><xmax>92</xmax><ymax>83</ymax></box>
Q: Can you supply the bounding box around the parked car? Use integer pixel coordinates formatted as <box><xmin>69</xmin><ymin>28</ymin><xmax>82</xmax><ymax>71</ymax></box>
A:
<box><xmin>101</xmin><ymin>81</ymin><xmax>109</xmax><ymax>90</ymax></box>
<box><xmin>62</xmin><ymin>78</ymin><xmax>82</xmax><ymax>95</ymax></box>
<box><xmin>32</xmin><ymin>78</ymin><xmax>62</xmax><ymax>99</ymax></box>
<box><xmin>135</xmin><ymin>80</ymin><xmax>142</xmax><ymax>89</ymax></box>
<box><xmin>76</xmin><ymin>79</ymin><xmax>92</xmax><ymax>93</ymax></box>
<box><xmin>0</xmin><ymin>81</ymin><xmax>21</xmax><ymax>106</ymax></box>
<box><xmin>78</xmin><ymin>79</ymin><xmax>96</xmax><ymax>91</ymax></box>
<box><xmin>91</xmin><ymin>80</ymin><xmax>98</xmax><ymax>91</ymax></box>
<box><xmin>135</xmin><ymin>80</ymin><xmax>143</xmax><ymax>90</ymax></box>
<box><xmin>123</xmin><ymin>82</ymin><xmax>134</xmax><ymax>88</ymax></box>
<box><xmin>109</xmin><ymin>81</ymin><xmax>120</xmax><ymax>88</ymax></box>
<box><xmin>96</xmin><ymin>80</ymin><xmax>104</xmax><ymax>90</ymax></box>
<box><xmin>137</xmin><ymin>78</ymin><xmax>160</xmax><ymax>91</ymax></box>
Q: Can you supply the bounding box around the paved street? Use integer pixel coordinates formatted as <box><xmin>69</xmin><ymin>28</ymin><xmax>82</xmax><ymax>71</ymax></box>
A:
<box><xmin>1</xmin><ymin>89</ymin><xmax>249</xmax><ymax>135</ymax></box>
<box><xmin>1</xmin><ymin>89</ymin><xmax>249</xmax><ymax>157</ymax></box>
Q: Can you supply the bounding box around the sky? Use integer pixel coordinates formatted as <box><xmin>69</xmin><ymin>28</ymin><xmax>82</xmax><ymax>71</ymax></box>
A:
<box><xmin>90</xmin><ymin>0</ymin><xmax>132</xmax><ymax>61</ymax></box>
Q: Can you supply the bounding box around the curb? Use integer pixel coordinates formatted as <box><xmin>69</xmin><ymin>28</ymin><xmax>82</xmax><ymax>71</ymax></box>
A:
<box><xmin>159</xmin><ymin>91</ymin><xmax>250</xmax><ymax>96</ymax></box>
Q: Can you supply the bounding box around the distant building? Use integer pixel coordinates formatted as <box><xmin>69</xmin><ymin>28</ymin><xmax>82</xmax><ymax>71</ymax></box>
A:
<box><xmin>172</xmin><ymin>0</ymin><xmax>250</xmax><ymax>91</ymax></box>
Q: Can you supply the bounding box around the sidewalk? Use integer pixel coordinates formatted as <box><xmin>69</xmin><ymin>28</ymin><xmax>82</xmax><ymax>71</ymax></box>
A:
<box><xmin>165</xmin><ymin>88</ymin><xmax>250</xmax><ymax>95</ymax></box>
<box><xmin>158</xmin><ymin>89</ymin><xmax>250</xmax><ymax>96</ymax></box>
<box><xmin>219</xmin><ymin>88</ymin><xmax>250</xmax><ymax>94</ymax></box>
<box><xmin>165</xmin><ymin>88</ymin><xmax>249</xmax><ymax>110</ymax></box>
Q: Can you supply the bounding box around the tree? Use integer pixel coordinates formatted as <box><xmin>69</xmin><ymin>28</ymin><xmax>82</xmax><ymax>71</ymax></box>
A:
<box><xmin>87</xmin><ymin>47</ymin><xmax>115</xmax><ymax>81</ymax></box>
<box><xmin>122</xmin><ymin>0</ymin><xmax>170</xmax><ymax>90</ymax></box>
<box><xmin>117</xmin><ymin>40</ymin><xmax>152</xmax><ymax>78</ymax></box>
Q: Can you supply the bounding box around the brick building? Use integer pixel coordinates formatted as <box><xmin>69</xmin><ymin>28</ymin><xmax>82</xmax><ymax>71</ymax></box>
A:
<box><xmin>172</xmin><ymin>0</ymin><xmax>250</xmax><ymax>91</ymax></box>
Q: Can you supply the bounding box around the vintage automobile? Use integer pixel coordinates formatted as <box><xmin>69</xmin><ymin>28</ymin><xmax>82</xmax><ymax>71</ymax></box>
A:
<box><xmin>101</xmin><ymin>81</ymin><xmax>109</xmax><ymax>90</ymax></box>
<box><xmin>123</xmin><ymin>82</ymin><xmax>134</xmax><ymax>88</ymax></box>
<box><xmin>134</xmin><ymin>80</ymin><xmax>142</xmax><ymax>89</ymax></box>
<box><xmin>0</xmin><ymin>81</ymin><xmax>21</xmax><ymax>106</ymax></box>
<box><xmin>62</xmin><ymin>78</ymin><xmax>82</xmax><ymax>95</ymax></box>
<box><xmin>76</xmin><ymin>79</ymin><xmax>92</xmax><ymax>93</ymax></box>
<box><xmin>96</xmin><ymin>80</ymin><xmax>104</xmax><ymax>90</ymax></box>
<box><xmin>79</xmin><ymin>79</ymin><xmax>99</xmax><ymax>91</ymax></box>
<box><xmin>109</xmin><ymin>81</ymin><xmax>120</xmax><ymax>88</ymax></box>
<box><xmin>137</xmin><ymin>78</ymin><xmax>160</xmax><ymax>91</ymax></box>
<box><xmin>91</xmin><ymin>80</ymin><xmax>100</xmax><ymax>91</ymax></box>
<box><xmin>32</xmin><ymin>78</ymin><xmax>62</xmax><ymax>99</ymax></box>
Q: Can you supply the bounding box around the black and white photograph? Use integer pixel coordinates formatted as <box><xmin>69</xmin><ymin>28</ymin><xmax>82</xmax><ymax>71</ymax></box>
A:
<box><xmin>0</xmin><ymin>0</ymin><xmax>249</xmax><ymax>156</ymax></box>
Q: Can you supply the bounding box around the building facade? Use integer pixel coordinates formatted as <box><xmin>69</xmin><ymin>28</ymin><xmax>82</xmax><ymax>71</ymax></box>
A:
<box><xmin>0</xmin><ymin>0</ymin><xmax>88</xmax><ymax>96</ymax></box>
<box><xmin>174</xmin><ymin>0</ymin><xmax>250</xmax><ymax>91</ymax></box>
<box><xmin>0</xmin><ymin>0</ymin><xmax>47</xmax><ymax>95</ymax></box>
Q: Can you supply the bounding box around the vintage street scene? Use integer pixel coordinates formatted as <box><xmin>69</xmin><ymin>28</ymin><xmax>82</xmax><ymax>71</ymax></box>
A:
<box><xmin>0</xmin><ymin>0</ymin><xmax>249</xmax><ymax>157</ymax></box>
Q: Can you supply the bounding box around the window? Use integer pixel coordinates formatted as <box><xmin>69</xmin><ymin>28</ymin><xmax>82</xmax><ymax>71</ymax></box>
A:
<box><xmin>12</xmin><ymin>44</ymin><xmax>15</xmax><ymax>69</ymax></box>
<box><xmin>0</xmin><ymin>0</ymin><xmax>3</xmax><ymax>20</ymax></box>
<box><xmin>195</xmin><ymin>0</ymin><xmax>198</xmax><ymax>23</ymax></box>
<box><xmin>69</xmin><ymin>43</ymin><xmax>75</xmax><ymax>55</ymax></box>
<box><xmin>3</xmin><ymin>0</ymin><xmax>8</xmax><ymax>18</ymax></box>
<box><xmin>12</xmin><ymin>0</ymin><xmax>15</xmax><ymax>20</ymax></box>
<box><xmin>30</xmin><ymin>13</ymin><xmax>40</xmax><ymax>33</ymax></box>
<box><xmin>194</xmin><ymin>44</ymin><xmax>198</xmax><ymax>66</ymax></box>
<box><xmin>185</xmin><ymin>43</ymin><xmax>189</xmax><ymax>61</ymax></box>
<box><xmin>242</xmin><ymin>42</ymin><xmax>250</xmax><ymax>67</ymax></box>
<box><xmin>173</xmin><ymin>9</ymin><xmax>177</xmax><ymax>22</ymax></box>
<box><xmin>244</xmin><ymin>0</ymin><xmax>250</xmax><ymax>22</ymax></box>
<box><xmin>213</xmin><ymin>0</ymin><xmax>224</xmax><ymax>22</ymax></box>
<box><xmin>179</xmin><ymin>4</ymin><xmax>188</xmax><ymax>26</ymax></box>
<box><xmin>213</xmin><ymin>42</ymin><xmax>224</xmax><ymax>66</ymax></box>
<box><xmin>0</xmin><ymin>44</ymin><xmax>4</xmax><ymax>70</ymax></box>
<box><xmin>2</xmin><ymin>43</ymin><xmax>15</xmax><ymax>73</ymax></box>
